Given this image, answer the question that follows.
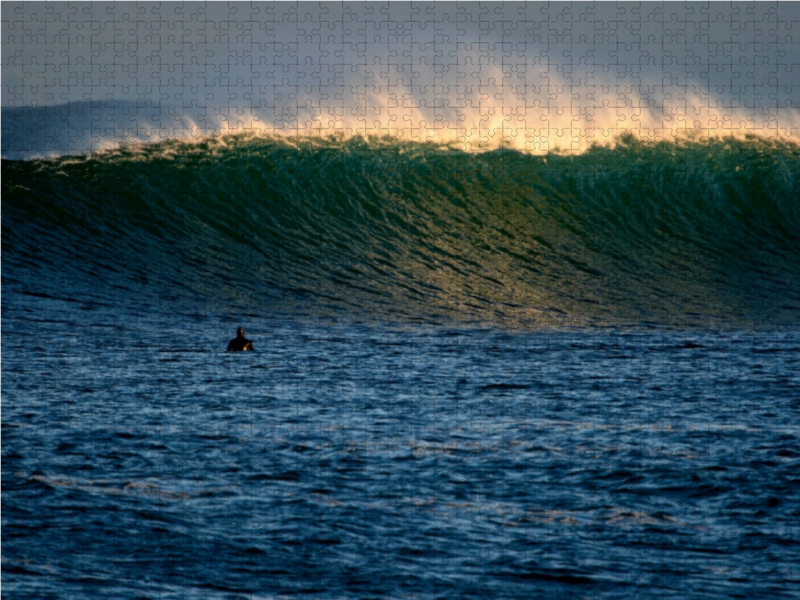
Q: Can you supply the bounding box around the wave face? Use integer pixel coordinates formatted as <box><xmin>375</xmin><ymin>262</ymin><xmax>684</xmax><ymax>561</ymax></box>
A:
<box><xmin>3</xmin><ymin>134</ymin><xmax>800</xmax><ymax>327</ymax></box>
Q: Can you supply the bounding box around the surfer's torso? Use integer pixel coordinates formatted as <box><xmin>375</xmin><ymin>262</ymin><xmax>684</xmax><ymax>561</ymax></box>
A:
<box><xmin>227</xmin><ymin>336</ymin><xmax>254</xmax><ymax>351</ymax></box>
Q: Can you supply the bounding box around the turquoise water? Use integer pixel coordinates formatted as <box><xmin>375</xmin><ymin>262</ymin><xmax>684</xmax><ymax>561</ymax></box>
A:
<box><xmin>4</xmin><ymin>134</ymin><xmax>799</xmax><ymax>327</ymax></box>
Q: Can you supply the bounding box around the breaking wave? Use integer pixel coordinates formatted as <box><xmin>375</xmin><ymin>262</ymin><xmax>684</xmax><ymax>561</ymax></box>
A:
<box><xmin>3</xmin><ymin>133</ymin><xmax>799</xmax><ymax>328</ymax></box>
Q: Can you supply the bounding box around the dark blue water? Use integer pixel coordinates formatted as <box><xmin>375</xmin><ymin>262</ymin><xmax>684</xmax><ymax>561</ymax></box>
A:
<box><xmin>3</xmin><ymin>290</ymin><xmax>800</xmax><ymax>599</ymax></box>
<box><xmin>3</xmin><ymin>134</ymin><xmax>800</xmax><ymax>597</ymax></box>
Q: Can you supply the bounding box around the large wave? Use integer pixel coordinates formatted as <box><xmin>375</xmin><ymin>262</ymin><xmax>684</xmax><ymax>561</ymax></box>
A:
<box><xmin>3</xmin><ymin>134</ymin><xmax>799</xmax><ymax>328</ymax></box>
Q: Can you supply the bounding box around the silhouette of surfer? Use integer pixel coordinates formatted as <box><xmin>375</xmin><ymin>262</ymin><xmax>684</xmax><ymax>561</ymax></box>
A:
<box><xmin>227</xmin><ymin>327</ymin><xmax>254</xmax><ymax>351</ymax></box>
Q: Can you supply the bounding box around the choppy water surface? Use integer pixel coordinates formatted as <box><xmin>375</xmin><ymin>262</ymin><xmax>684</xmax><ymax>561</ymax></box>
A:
<box><xmin>3</xmin><ymin>133</ymin><xmax>800</xmax><ymax>598</ymax></box>
<box><xmin>3</xmin><ymin>296</ymin><xmax>799</xmax><ymax>599</ymax></box>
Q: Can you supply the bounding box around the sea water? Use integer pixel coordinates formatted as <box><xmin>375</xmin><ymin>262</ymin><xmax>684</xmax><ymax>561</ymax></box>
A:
<box><xmin>3</xmin><ymin>135</ymin><xmax>800</xmax><ymax>599</ymax></box>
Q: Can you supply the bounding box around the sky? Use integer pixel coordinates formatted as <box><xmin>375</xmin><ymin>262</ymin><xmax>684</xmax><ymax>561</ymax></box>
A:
<box><xmin>3</xmin><ymin>1</ymin><xmax>799</xmax><ymax>156</ymax></box>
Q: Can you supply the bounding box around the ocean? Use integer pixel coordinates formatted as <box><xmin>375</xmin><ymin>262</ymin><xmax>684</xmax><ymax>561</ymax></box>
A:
<box><xmin>3</xmin><ymin>133</ymin><xmax>800</xmax><ymax>599</ymax></box>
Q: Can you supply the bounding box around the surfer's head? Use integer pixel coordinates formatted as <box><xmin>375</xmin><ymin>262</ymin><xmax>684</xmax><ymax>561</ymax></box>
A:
<box><xmin>237</xmin><ymin>327</ymin><xmax>245</xmax><ymax>337</ymax></box>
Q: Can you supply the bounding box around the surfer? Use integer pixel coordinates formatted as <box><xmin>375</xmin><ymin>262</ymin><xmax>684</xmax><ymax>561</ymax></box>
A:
<box><xmin>227</xmin><ymin>327</ymin><xmax>254</xmax><ymax>351</ymax></box>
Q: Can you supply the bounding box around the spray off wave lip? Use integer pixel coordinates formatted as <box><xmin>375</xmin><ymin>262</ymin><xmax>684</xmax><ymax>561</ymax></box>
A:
<box><xmin>4</xmin><ymin>2</ymin><xmax>800</xmax><ymax>160</ymax></box>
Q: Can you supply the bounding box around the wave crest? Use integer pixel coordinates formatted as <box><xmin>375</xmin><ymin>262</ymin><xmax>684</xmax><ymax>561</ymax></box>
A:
<box><xmin>4</xmin><ymin>133</ymin><xmax>799</xmax><ymax>327</ymax></box>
